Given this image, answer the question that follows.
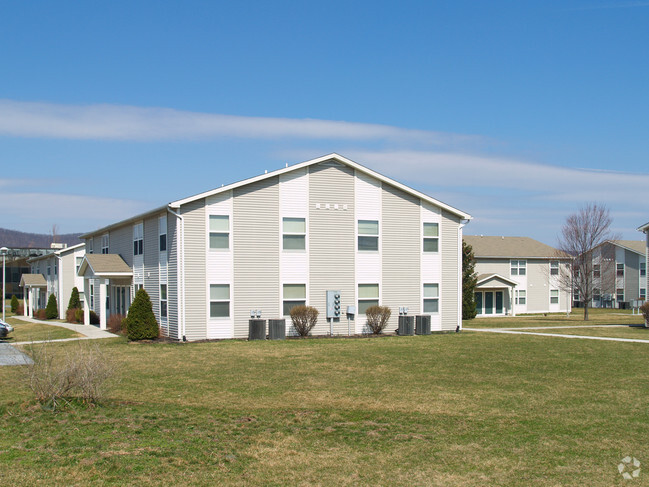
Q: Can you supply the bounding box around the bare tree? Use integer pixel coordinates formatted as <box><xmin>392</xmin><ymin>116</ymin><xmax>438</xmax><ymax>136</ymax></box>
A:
<box><xmin>51</xmin><ymin>224</ymin><xmax>59</xmax><ymax>244</ymax></box>
<box><xmin>556</xmin><ymin>203</ymin><xmax>619</xmax><ymax>320</ymax></box>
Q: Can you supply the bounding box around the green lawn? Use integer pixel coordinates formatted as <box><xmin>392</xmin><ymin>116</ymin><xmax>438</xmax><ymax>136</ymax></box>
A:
<box><xmin>465</xmin><ymin>308</ymin><xmax>644</xmax><ymax>329</ymax></box>
<box><xmin>2</xmin><ymin>317</ymin><xmax>81</xmax><ymax>342</ymax></box>
<box><xmin>1</xmin><ymin>326</ymin><xmax>648</xmax><ymax>486</ymax></box>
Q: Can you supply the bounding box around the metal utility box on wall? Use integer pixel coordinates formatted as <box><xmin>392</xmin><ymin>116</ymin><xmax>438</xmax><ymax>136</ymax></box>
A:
<box><xmin>326</xmin><ymin>290</ymin><xmax>341</xmax><ymax>319</ymax></box>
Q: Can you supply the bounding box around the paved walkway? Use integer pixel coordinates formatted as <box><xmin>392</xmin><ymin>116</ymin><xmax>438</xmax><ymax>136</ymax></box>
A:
<box><xmin>464</xmin><ymin>326</ymin><xmax>649</xmax><ymax>344</ymax></box>
<box><xmin>0</xmin><ymin>317</ymin><xmax>118</xmax><ymax>366</ymax></box>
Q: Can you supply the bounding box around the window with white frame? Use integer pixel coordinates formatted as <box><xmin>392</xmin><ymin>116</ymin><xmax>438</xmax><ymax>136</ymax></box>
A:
<box><xmin>90</xmin><ymin>283</ymin><xmax>94</xmax><ymax>307</ymax></box>
<box><xmin>283</xmin><ymin>218</ymin><xmax>306</xmax><ymax>250</ymax></box>
<box><xmin>88</xmin><ymin>238</ymin><xmax>93</xmax><ymax>254</ymax></box>
<box><xmin>423</xmin><ymin>223</ymin><xmax>439</xmax><ymax>252</ymax></box>
<box><xmin>616</xmin><ymin>288</ymin><xmax>624</xmax><ymax>302</ymax></box>
<box><xmin>617</xmin><ymin>263</ymin><xmax>624</xmax><ymax>278</ymax></box>
<box><xmin>641</xmin><ymin>288</ymin><xmax>646</xmax><ymax>300</ymax></box>
<box><xmin>133</xmin><ymin>223</ymin><xmax>143</xmax><ymax>256</ymax></box>
<box><xmin>358</xmin><ymin>284</ymin><xmax>379</xmax><ymax>314</ymax></box>
<box><xmin>209</xmin><ymin>215</ymin><xmax>229</xmax><ymax>249</ymax></box>
<box><xmin>573</xmin><ymin>289</ymin><xmax>579</xmax><ymax>301</ymax></box>
<box><xmin>593</xmin><ymin>288</ymin><xmax>601</xmax><ymax>301</ymax></box>
<box><xmin>511</xmin><ymin>260</ymin><xmax>526</xmax><ymax>276</ymax></box>
<box><xmin>160</xmin><ymin>284</ymin><xmax>167</xmax><ymax>318</ymax></box>
<box><xmin>209</xmin><ymin>284</ymin><xmax>230</xmax><ymax>318</ymax></box>
<box><xmin>515</xmin><ymin>289</ymin><xmax>526</xmax><ymax>305</ymax></box>
<box><xmin>101</xmin><ymin>233</ymin><xmax>109</xmax><ymax>254</ymax></box>
<box><xmin>159</xmin><ymin>216</ymin><xmax>167</xmax><ymax>252</ymax></box>
<box><xmin>76</xmin><ymin>257</ymin><xmax>83</xmax><ymax>274</ymax></box>
<box><xmin>54</xmin><ymin>262</ymin><xmax>57</xmax><ymax>276</ymax></box>
<box><xmin>550</xmin><ymin>289</ymin><xmax>559</xmax><ymax>304</ymax></box>
<box><xmin>283</xmin><ymin>284</ymin><xmax>306</xmax><ymax>316</ymax></box>
<box><xmin>593</xmin><ymin>264</ymin><xmax>600</xmax><ymax>278</ymax></box>
<box><xmin>641</xmin><ymin>262</ymin><xmax>646</xmax><ymax>278</ymax></box>
<box><xmin>358</xmin><ymin>220</ymin><xmax>379</xmax><ymax>251</ymax></box>
<box><xmin>135</xmin><ymin>283</ymin><xmax>143</xmax><ymax>294</ymax></box>
<box><xmin>47</xmin><ymin>266</ymin><xmax>50</xmax><ymax>276</ymax></box>
<box><xmin>550</xmin><ymin>261</ymin><xmax>559</xmax><ymax>275</ymax></box>
<box><xmin>423</xmin><ymin>283</ymin><xmax>439</xmax><ymax>313</ymax></box>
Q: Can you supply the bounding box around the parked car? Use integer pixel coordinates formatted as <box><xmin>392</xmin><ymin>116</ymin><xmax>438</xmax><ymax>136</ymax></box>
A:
<box><xmin>0</xmin><ymin>318</ymin><xmax>14</xmax><ymax>338</ymax></box>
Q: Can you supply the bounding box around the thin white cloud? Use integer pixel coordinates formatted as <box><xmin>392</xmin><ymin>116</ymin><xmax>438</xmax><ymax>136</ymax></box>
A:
<box><xmin>0</xmin><ymin>99</ymin><xmax>481</xmax><ymax>145</ymax></box>
<box><xmin>0</xmin><ymin>192</ymin><xmax>151</xmax><ymax>234</ymax></box>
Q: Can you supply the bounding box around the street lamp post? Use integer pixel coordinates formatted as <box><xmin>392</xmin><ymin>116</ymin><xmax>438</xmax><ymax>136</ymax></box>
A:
<box><xmin>0</xmin><ymin>247</ymin><xmax>8</xmax><ymax>322</ymax></box>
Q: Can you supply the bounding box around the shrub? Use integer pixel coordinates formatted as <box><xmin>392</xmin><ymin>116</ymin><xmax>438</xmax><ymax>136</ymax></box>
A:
<box><xmin>641</xmin><ymin>302</ymin><xmax>649</xmax><ymax>328</ymax></box>
<box><xmin>10</xmin><ymin>295</ymin><xmax>18</xmax><ymax>313</ymax></box>
<box><xmin>89</xmin><ymin>310</ymin><xmax>100</xmax><ymax>325</ymax></box>
<box><xmin>290</xmin><ymin>305</ymin><xmax>319</xmax><ymax>337</ymax></box>
<box><xmin>23</xmin><ymin>339</ymin><xmax>117</xmax><ymax>410</ymax></box>
<box><xmin>67</xmin><ymin>287</ymin><xmax>81</xmax><ymax>311</ymax></box>
<box><xmin>66</xmin><ymin>308</ymin><xmax>81</xmax><ymax>324</ymax></box>
<box><xmin>16</xmin><ymin>304</ymin><xmax>24</xmax><ymax>315</ymax></box>
<box><xmin>45</xmin><ymin>294</ymin><xmax>59</xmax><ymax>320</ymax></box>
<box><xmin>124</xmin><ymin>289</ymin><xmax>159</xmax><ymax>340</ymax></box>
<box><xmin>36</xmin><ymin>309</ymin><xmax>47</xmax><ymax>320</ymax></box>
<box><xmin>75</xmin><ymin>308</ymin><xmax>84</xmax><ymax>323</ymax></box>
<box><xmin>365</xmin><ymin>305</ymin><xmax>392</xmax><ymax>334</ymax></box>
<box><xmin>107</xmin><ymin>314</ymin><xmax>126</xmax><ymax>335</ymax></box>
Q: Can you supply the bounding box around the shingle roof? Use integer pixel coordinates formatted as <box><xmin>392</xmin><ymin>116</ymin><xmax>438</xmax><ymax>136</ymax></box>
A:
<box><xmin>79</xmin><ymin>254</ymin><xmax>132</xmax><ymax>277</ymax></box>
<box><xmin>612</xmin><ymin>240</ymin><xmax>646</xmax><ymax>255</ymax></box>
<box><xmin>464</xmin><ymin>235</ymin><xmax>565</xmax><ymax>259</ymax></box>
<box><xmin>19</xmin><ymin>274</ymin><xmax>47</xmax><ymax>287</ymax></box>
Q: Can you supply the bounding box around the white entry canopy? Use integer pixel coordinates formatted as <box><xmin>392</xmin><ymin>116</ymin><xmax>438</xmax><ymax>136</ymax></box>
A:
<box><xmin>19</xmin><ymin>273</ymin><xmax>47</xmax><ymax>288</ymax></box>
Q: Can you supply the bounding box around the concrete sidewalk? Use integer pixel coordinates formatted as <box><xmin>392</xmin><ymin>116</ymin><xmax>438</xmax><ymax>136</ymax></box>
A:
<box><xmin>8</xmin><ymin>316</ymin><xmax>118</xmax><ymax>345</ymax></box>
<box><xmin>464</xmin><ymin>327</ymin><xmax>649</xmax><ymax>344</ymax></box>
<box><xmin>0</xmin><ymin>343</ymin><xmax>34</xmax><ymax>365</ymax></box>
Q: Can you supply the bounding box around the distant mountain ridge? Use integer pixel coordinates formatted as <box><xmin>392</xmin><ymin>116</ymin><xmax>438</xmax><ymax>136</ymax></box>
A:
<box><xmin>0</xmin><ymin>228</ymin><xmax>83</xmax><ymax>248</ymax></box>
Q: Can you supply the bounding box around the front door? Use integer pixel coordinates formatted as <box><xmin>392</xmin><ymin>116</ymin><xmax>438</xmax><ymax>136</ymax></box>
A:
<box><xmin>496</xmin><ymin>291</ymin><xmax>504</xmax><ymax>314</ymax></box>
<box><xmin>485</xmin><ymin>292</ymin><xmax>494</xmax><ymax>315</ymax></box>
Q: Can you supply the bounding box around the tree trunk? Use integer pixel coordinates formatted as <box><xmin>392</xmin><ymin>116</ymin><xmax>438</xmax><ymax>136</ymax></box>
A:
<box><xmin>583</xmin><ymin>304</ymin><xmax>589</xmax><ymax>321</ymax></box>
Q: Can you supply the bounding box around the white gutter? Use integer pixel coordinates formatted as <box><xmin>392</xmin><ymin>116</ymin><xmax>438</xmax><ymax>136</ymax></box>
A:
<box><xmin>167</xmin><ymin>207</ymin><xmax>186</xmax><ymax>341</ymax></box>
<box><xmin>458</xmin><ymin>219</ymin><xmax>469</xmax><ymax>331</ymax></box>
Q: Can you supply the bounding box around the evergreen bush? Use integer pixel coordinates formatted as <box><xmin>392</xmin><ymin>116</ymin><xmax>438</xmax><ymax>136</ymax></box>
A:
<box><xmin>67</xmin><ymin>287</ymin><xmax>81</xmax><ymax>311</ymax></box>
<box><xmin>11</xmin><ymin>295</ymin><xmax>18</xmax><ymax>313</ymax></box>
<box><xmin>45</xmin><ymin>294</ymin><xmax>59</xmax><ymax>320</ymax></box>
<box><xmin>124</xmin><ymin>289</ymin><xmax>159</xmax><ymax>340</ymax></box>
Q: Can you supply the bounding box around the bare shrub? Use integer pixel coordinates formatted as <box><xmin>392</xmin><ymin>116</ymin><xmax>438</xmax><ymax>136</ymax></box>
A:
<box><xmin>35</xmin><ymin>309</ymin><xmax>47</xmax><ymax>320</ymax></box>
<box><xmin>290</xmin><ymin>305</ymin><xmax>319</xmax><ymax>337</ymax></box>
<box><xmin>107</xmin><ymin>314</ymin><xmax>126</xmax><ymax>335</ymax></box>
<box><xmin>23</xmin><ymin>340</ymin><xmax>117</xmax><ymax>410</ymax></box>
<box><xmin>66</xmin><ymin>308</ymin><xmax>81</xmax><ymax>324</ymax></box>
<box><xmin>365</xmin><ymin>305</ymin><xmax>392</xmax><ymax>334</ymax></box>
<box><xmin>641</xmin><ymin>302</ymin><xmax>649</xmax><ymax>328</ymax></box>
<box><xmin>16</xmin><ymin>304</ymin><xmax>24</xmax><ymax>315</ymax></box>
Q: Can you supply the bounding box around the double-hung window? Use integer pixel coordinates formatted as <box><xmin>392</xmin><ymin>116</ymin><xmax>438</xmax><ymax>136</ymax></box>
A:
<box><xmin>133</xmin><ymin>223</ymin><xmax>143</xmax><ymax>256</ymax></box>
<box><xmin>160</xmin><ymin>284</ymin><xmax>167</xmax><ymax>318</ymax></box>
<box><xmin>101</xmin><ymin>233</ymin><xmax>109</xmax><ymax>254</ymax></box>
<box><xmin>209</xmin><ymin>215</ymin><xmax>229</xmax><ymax>250</ymax></box>
<box><xmin>641</xmin><ymin>288</ymin><xmax>646</xmax><ymax>300</ymax></box>
<box><xmin>593</xmin><ymin>288</ymin><xmax>601</xmax><ymax>301</ymax></box>
<box><xmin>209</xmin><ymin>284</ymin><xmax>230</xmax><ymax>318</ymax></box>
<box><xmin>283</xmin><ymin>218</ymin><xmax>306</xmax><ymax>250</ymax></box>
<box><xmin>159</xmin><ymin>216</ymin><xmax>167</xmax><ymax>252</ymax></box>
<box><xmin>76</xmin><ymin>257</ymin><xmax>83</xmax><ymax>274</ymax></box>
<box><xmin>511</xmin><ymin>260</ymin><xmax>526</xmax><ymax>276</ymax></box>
<box><xmin>423</xmin><ymin>283</ymin><xmax>439</xmax><ymax>313</ymax></box>
<box><xmin>573</xmin><ymin>289</ymin><xmax>580</xmax><ymax>302</ymax></box>
<box><xmin>358</xmin><ymin>220</ymin><xmax>379</xmax><ymax>251</ymax></box>
<box><xmin>550</xmin><ymin>261</ymin><xmax>559</xmax><ymax>275</ymax></box>
<box><xmin>617</xmin><ymin>263</ymin><xmax>625</xmax><ymax>278</ymax></box>
<box><xmin>550</xmin><ymin>289</ymin><xmax>559</xmax><ymax>304</ymax></box>
<box><xmin>88</xmin><ymin>238</ymin><xmax>93</xmax><ymax>254</ymax></box>
<box><xmin>515</xmin><ymin>290</ymin><xmax>526</xmax><ymax>305</ymax></box>
<box><xmin>616</xmin><ymin>288</ymin><xmax>624</xmax><ymax>302</ymax></box>
<box><xmin>423</xmin><ymin>223</ymin><xmax>439</xmax><ymax>252</ymax></box>
<box><xmin>641</xmin><ymin>262</ymin><xmax>646</xmax><ymax>278</ymax></box>
<box><xmin>358</xmin><ymin>284</ymin><xmax>379</xmax><ymax>314</ymax></box>
<box><xmin>593</xmin><ymin>264</ymin><xmax>600</xmax><ymax>278</ymax></box>
<box><xmin>283</xmin><ymin>284</ymin><xmax>306</xmax><ymax>316</ymax></box>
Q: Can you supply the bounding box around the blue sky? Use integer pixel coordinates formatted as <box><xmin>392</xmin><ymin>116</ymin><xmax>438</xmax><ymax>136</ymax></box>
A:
<box><xmin>1</xmin><ymin>0</ymin><xmax>647</xmax><ymax>245</ymax></box>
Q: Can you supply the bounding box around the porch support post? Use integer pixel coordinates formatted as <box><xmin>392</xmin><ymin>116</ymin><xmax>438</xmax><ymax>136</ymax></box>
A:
<box><xmin>510</xmin><ymin>287</ymin><xmax>516</xmax><ymax>317</ymax></box>
<box><xmin>23</xmin><ymin>288</ymin><xmax>28</xmax><ymax>317</ymax></box>
<box><xmin>99</xmin><ymin>279</ymin><xmax>107</xmax><ymax>330</ymax></box>
<box><xmin>83</xmin><ymin>278</ymin><xmax>90</xmax><ymax>325</ymax></box>
<box><xmin>28</xmin><ymin>288</ymin><xmax>34</xmax><ymax>317</ymax></box>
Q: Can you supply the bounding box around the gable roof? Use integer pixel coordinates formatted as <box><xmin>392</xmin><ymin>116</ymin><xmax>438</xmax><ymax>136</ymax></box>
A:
<box><xmin>638</xmin><ymin>222</ymin><xmax>649</xmax><ymax>233</ymax></box>
<box><xmin>27</xmin><ymin>242</ymin><xmax>85</xmax><ymax>263</ymax></box>
<box><xmin>609</xmin><ymin>240</ymin><xmax>646</xmax><ymax>255</ymax></box>
<box><xmin>169</xmin><ymin>153</ymin><xmax>472</xmax><ymax>219</ymax></box>
<box><xmin>476</xmin><ymin>273</ymin><xmax>518</xmax><ymax>288</ymax></box>
<box><xmin>78</xmin><ymin>254</ymin><xmax>133</xmax><ymax>278</ymax></box>
<box><xmin>19</xmin><ymin>274</ymin><xmax>47</xmax><ymax>288</ymax></box>
<box><xmin>464</xmin><ymin>235</ymin><xmax>566</xmax><ymax>259</ymax></box>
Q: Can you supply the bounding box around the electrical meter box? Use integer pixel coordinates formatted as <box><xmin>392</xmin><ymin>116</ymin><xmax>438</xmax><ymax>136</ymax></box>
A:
<box><xmin>326</xmin><ymin>290</ymin><xmax>341</xmax><ymax>319</ymax></box>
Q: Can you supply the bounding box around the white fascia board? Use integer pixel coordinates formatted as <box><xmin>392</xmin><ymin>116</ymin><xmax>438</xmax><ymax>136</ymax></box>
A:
<box><xmin>638</xmin><ymin>222</ymin><xmax>649</xmax><ymax>233</ymax></box>
<box><xmin>79</xmin><ymin>205</ymin><xmax>168</xmax><ymax>239</ymax></box>
<box><xmin>169</xmin><ymin>153</ymin><xmax>472</xmax><ymax>220</ymax></box>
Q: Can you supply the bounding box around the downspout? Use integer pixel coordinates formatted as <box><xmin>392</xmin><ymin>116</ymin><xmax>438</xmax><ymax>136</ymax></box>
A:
<box><xmin>457</xmin><ymin>219</ymin><xmax>469</xmax><ymax>331</ymax></box>
<box><xmin>167</xmin><ymin>207</ymin><xmax>186</xmax><ymax>342</ymax></box>
<box><xmin>55</xmin><ymin>253</ymin><xmax>63</xmax><ymax>318</ymax></box>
